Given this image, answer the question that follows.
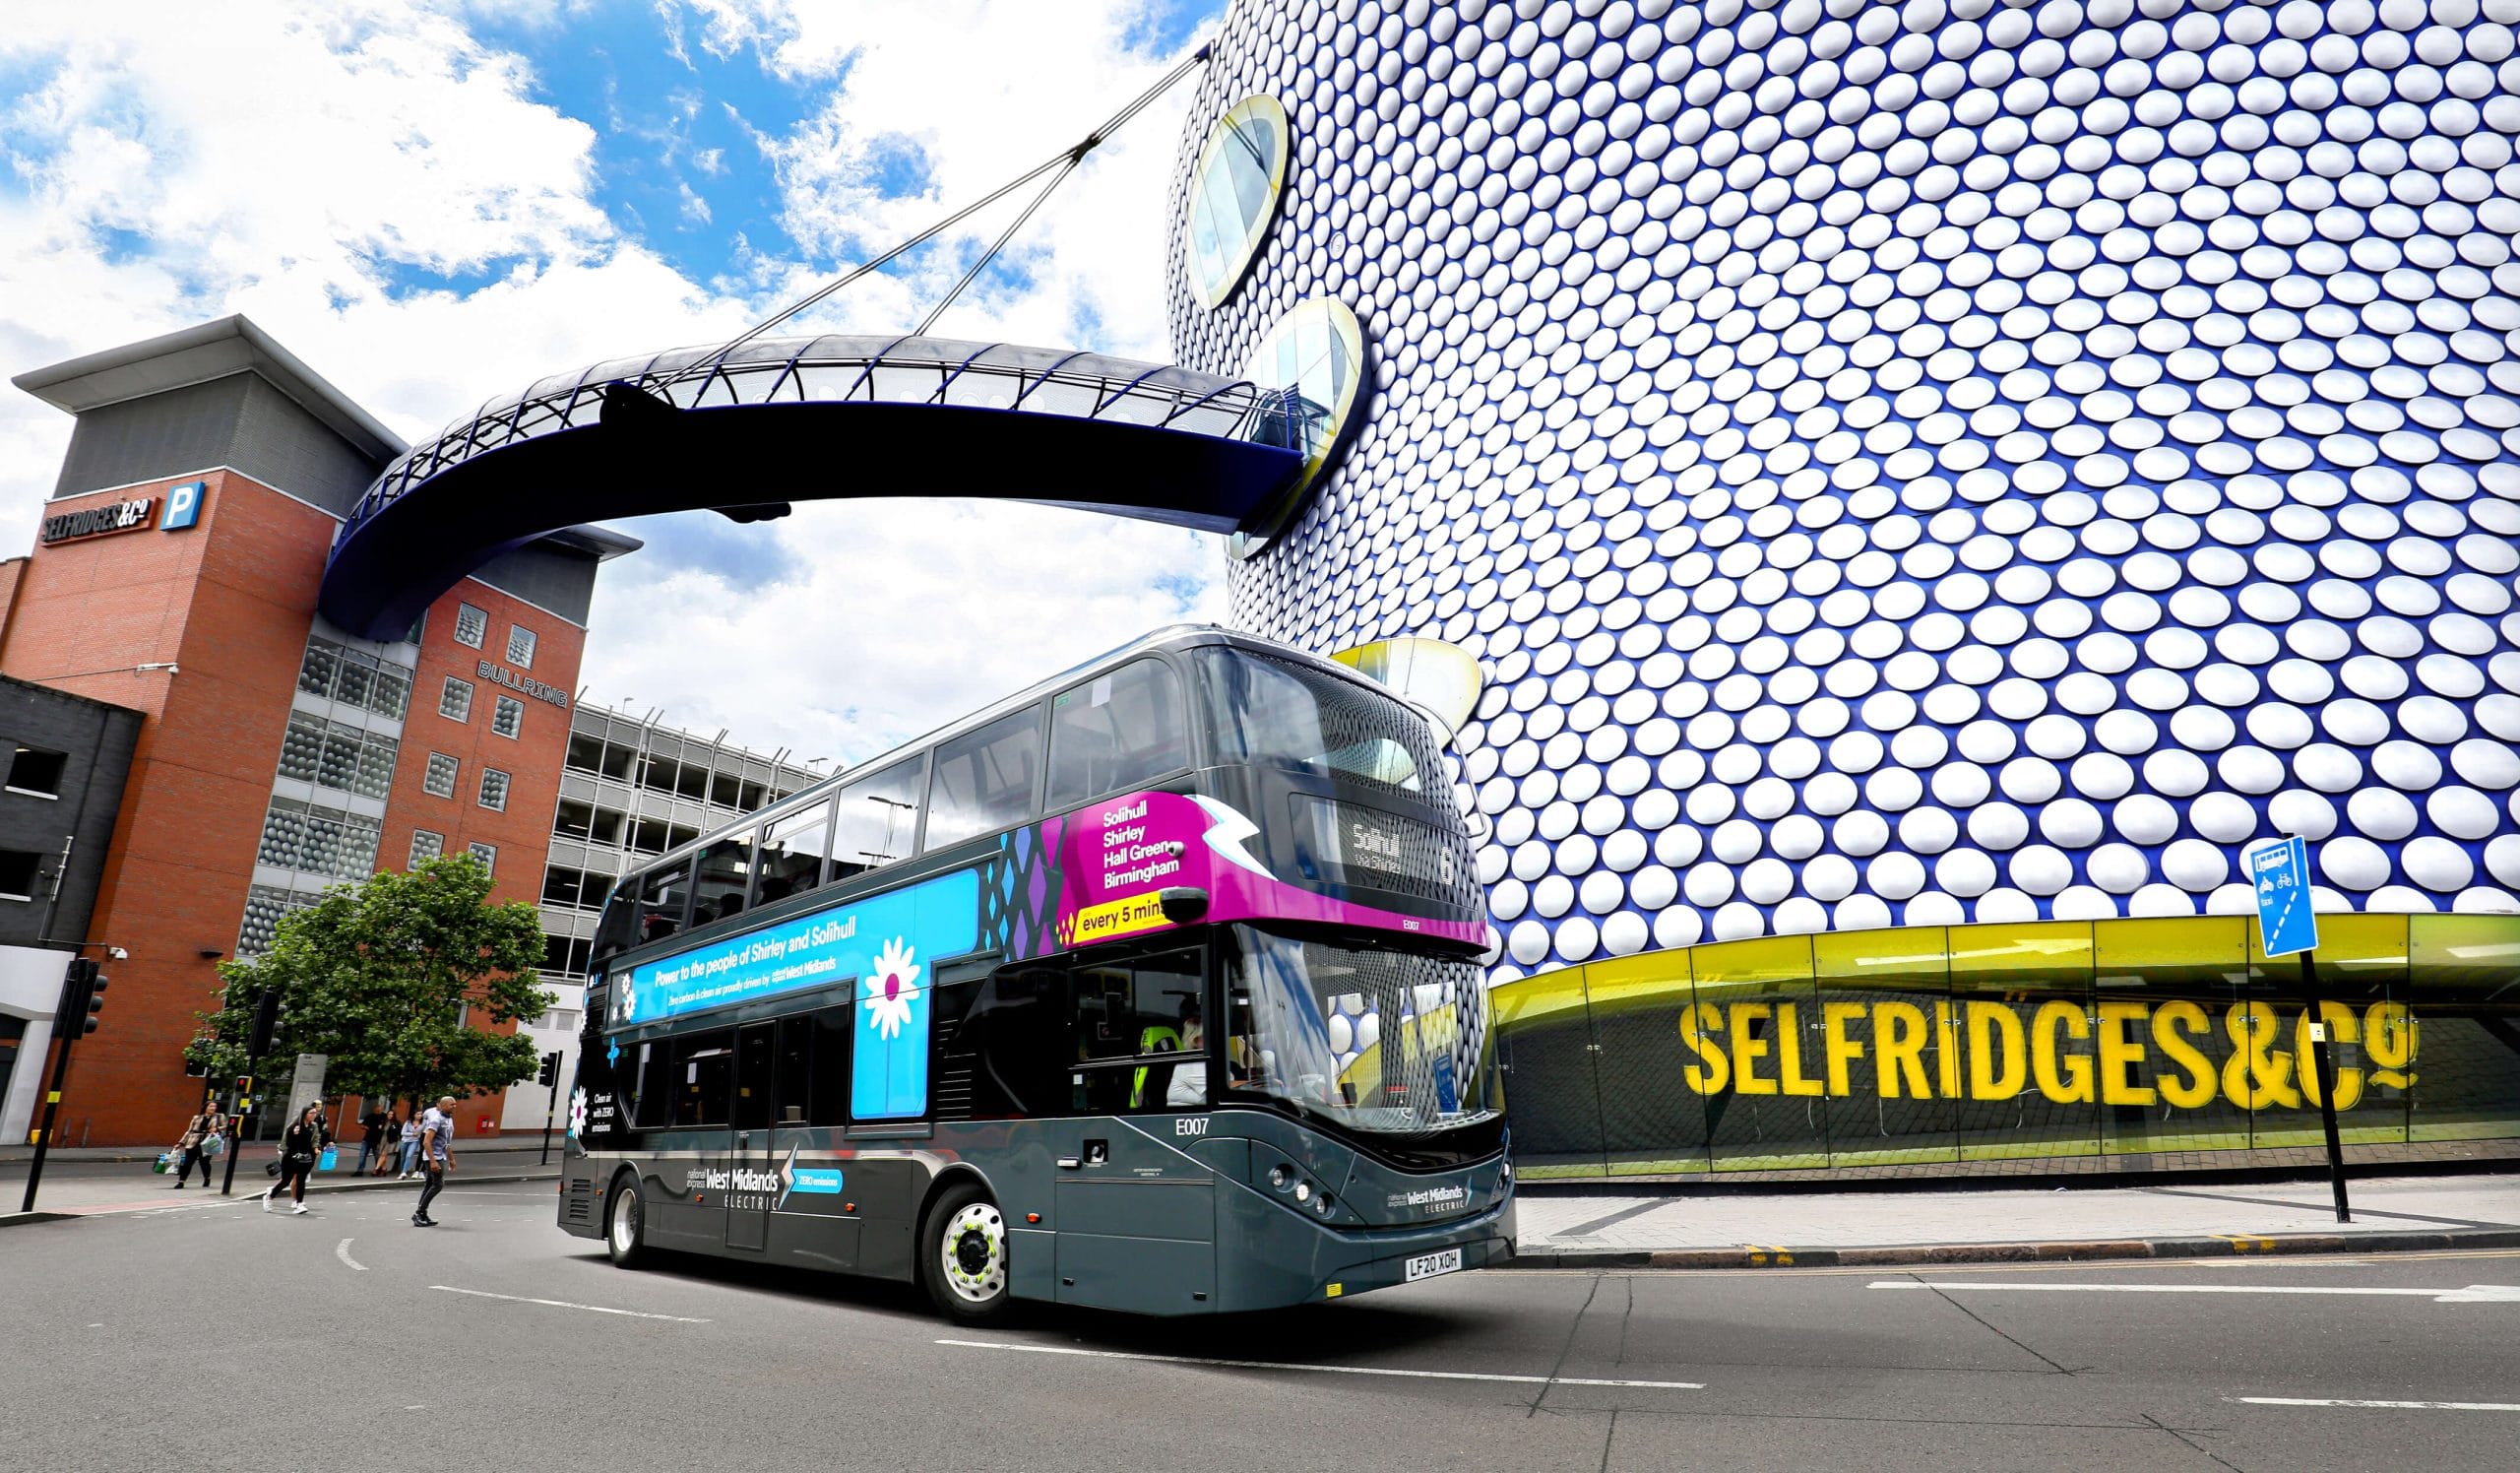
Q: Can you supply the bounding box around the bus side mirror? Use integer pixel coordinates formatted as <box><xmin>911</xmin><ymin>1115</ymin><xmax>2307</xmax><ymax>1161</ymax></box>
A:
<box><xmin>1159</xmin><ymin>887</ymin><xmax>1209</xmax><ymax>925</ymax></box>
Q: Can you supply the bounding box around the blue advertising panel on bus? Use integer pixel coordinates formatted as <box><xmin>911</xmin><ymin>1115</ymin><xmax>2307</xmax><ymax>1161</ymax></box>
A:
<box><xmin>618</xmin><ymin>869</ymin><xmax>979</xmax><ymax>1120</ymax></box>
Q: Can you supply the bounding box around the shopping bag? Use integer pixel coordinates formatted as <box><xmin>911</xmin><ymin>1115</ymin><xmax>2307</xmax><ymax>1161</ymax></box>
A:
<box><xmin>154</xmin><ymin>1151</ymin><xmax>173</xmax><ymax>1174</ymax></box>
<box><xmin>205</xmin><ymin>1133</ymin><xmax>225</xmax><ymax>1159</ymax></box>
<box><xmin>317</xmin><ymin>1146</ymin><xmax>340</xmax><ymax>1172</ymax></box>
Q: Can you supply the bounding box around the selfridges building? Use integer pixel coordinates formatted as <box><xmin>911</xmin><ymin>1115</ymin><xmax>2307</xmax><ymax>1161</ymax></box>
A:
<box><xmin>1166</xmin><ymin>0</ymin><xmax>2520</xmax><ymax>1172</ymax></box>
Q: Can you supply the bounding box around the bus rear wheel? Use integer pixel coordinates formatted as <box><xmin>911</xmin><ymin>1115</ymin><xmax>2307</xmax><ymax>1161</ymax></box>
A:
<box><xmin>606</xmin><ymin>1176</ymin><xmax>649</xmax><ymax>1269</ymax></box>
<box><xmin>922</xmin><ymin>1181</ymin><xmax>1010</xmax><ymax>1324</ymax></box>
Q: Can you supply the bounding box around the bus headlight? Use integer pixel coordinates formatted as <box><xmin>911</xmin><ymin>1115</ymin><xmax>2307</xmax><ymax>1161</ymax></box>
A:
<box><xmin>1313</xmin><ymin>1192</ymin><xmax>1335</xmax><ymax>1217</ymax></box>
<box><xmin>1293</xmin><ymin>1181</ymin><xmax>1312</xmax><ymax>1203</ymax></box>
<box><xmin>1268</xmin><ymin>1164</ymin><xmax>1293</xmax><ymax>1190</ymax></box>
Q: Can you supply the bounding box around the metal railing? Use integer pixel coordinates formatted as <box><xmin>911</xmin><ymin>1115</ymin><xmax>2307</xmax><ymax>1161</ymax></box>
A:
<box><xmin>344</xmin><ymin>336</ymin><xmax>1306</xmax><ymax>539</ymax></box>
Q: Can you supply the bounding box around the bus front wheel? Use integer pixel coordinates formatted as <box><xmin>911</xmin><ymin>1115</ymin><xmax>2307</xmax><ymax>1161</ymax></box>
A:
<box><xmin>606</xmin><ymin>1176</ymin><xmax>649</xmax><ymax>1269</ymax></box>
<box><xmin>922</xmin><ymin>1181</ymin><xmax>1010</xmax><ymax>1324</ymax></box>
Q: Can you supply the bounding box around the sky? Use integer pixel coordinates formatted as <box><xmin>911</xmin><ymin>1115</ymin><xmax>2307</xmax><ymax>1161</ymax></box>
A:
<box><xmin>0</xmin><ymin>0</ymin><xmax>1228</xmax><ymax>766</ymax></box>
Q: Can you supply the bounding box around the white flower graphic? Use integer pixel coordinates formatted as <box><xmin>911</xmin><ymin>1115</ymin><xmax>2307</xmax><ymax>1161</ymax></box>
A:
<box><xmin>567</xmin><ymin>1087</ymin><xmax>588</xmax><ymax>1138</ymax></box>
<box><xmin>860</xmin><ymin>937</ymin><xmax>922</xmax><ymax>1041</ymax></box>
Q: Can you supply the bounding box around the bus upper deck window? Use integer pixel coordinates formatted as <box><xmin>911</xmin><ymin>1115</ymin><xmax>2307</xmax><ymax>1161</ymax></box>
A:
<box><xmin>638</xmin><ymin>862</ymin><xmax>692</xmax><ymax>944</ymax></box>
<box><xmin>756</xmin><ymin>801</ymin><xmax>833</xmax><ymax>902</ymax></box>
<box><xmin>924</xmin><ymin>705</ymin><xmax>1043</xmax><ymax>850</ymax></box>
<box><xmin>1199</xmin><ymin>648</ymin><xmax>1432</xmax><ymax>795</ymax></box>
<box><xmin>692</xmin><ymin>828</ymin><xmax>755</xmax><ymax>927</ymax></box>
<box><xmin>593</xmin><ymin>884</ymin><xmax>640</xmax><ymax>961</ymax></box>
<box><xmin>832</xmin><ymin>762</ymin><xmax>921</xmax><ymax>881</ymax></box>
<box><xmin>1046</xmin><ymin>658</ymin><xmax>1187</xmax><ymax>809</ymax></box>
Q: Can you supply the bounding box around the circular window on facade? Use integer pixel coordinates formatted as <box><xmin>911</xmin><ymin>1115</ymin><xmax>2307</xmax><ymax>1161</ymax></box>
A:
<box><xmin>1228</xmin><ymin>296</ymin><xmax>1366</xmax><ymax>561</ymax></box>
<box><xmin>1186</xmin><ymin>96</ymin><xmax>1290</xmax><ymax>310</ymax></box>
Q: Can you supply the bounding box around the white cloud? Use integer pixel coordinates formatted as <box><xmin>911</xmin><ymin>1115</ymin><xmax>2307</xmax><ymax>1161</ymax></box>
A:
<box><xmin>584</xmin><ymin>500</ymin><xmax>1227</xmax><ymax>766</ymax></box>
<box><xmin>0</xmin><ymin>0</ymin><xmax>1238</xmax><ymax>764</ymax></box>
<box><xmin>704</xmin><ymin>0</ymin><xmax>1205</xmax><ymax>355</ymax></box>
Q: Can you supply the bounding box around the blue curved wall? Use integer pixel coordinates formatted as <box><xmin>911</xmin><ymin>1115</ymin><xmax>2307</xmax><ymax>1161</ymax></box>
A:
<box><xmin>1167</xmin><ymin>0</ymin><xmax>2520</xmax><ymax>982</ymax></box>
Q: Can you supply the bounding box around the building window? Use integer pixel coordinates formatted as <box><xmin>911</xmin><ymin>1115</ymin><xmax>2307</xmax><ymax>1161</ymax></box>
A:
<box><xmin>0</xmin><ymin>850</ymin><xmax>37</xmax><ymax>900</ymax></box>
<box><xmin>256</xmin><ymin>798</ymin><xmax>381</xmax><ymax>880</ymax></box>
<box><xmin>282</xmin><ymin>716</ymin><xmax>397</xmax><ymax>800</ymax></box>
<box><xmin>454</xmin><ymin>603</ymin><xmax>488</xmax><ymax>649</ymax></box>
<box><xmin>469</xmin><ymin>841</ymin><xmax>497</xmax><ymax>875</ymax></box>
<box><xmin>478</xmin><ymin>768</ymin><xmax>511</xmax><ymax>811</ymax></box>
<box><xmin>7</xmin><ymin>747</ymin><xmax>67</xmax><ymax>798</ymax></box>
<box><xmin>296</xmin><ymin>636</ymin><xmax>413</xmax><ymax>720</ymax></box>
<box><xmin>236</xmin><ymin>883</ymin><xmax>313</xmax><ymax>958</ymax></box>
<box><xmin>410</xmin><ymin>830</ymin><xmax>444</xmax><ymax>867</ymax></box>
<box><xmin>542</xmin><ymin>933</ymin><xmax>598</xmax><ymax>977</ymax></box>
<box><xmin>424</xmin><ymin>752</ymin><xmax>459</xmax><ymax>798</ymax></box>
<box><xmin>439</xmin><ymin>676</ymin><xmax>473</xmax><ymax>722</ymax></box>
<box><xmin>506</xmin><ymin>625</ymin><xmax>536</xmax><ymax>669</ymax></box>
<box><xmin>1185</xmin><ymin>95</ymin><xmax>1291</xmax><ymax>308</ymax></box>
<box><xmin>492</xmin><ymin>695</ymin><xmax>525</xmax><ymax>739</ymax></box>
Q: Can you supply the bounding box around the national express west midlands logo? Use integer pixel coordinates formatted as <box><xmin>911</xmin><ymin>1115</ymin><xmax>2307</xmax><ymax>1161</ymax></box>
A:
<box><xmin>687</xmin><ymin>1146</ymin><xmax>844</xmax><ymax>1212</ymax></box>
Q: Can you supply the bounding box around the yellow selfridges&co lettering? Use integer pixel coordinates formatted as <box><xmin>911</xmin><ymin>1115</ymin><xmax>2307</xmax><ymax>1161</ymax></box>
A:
<box><xmin>1677</xmin><ymin>998</ymin><xmax>2416</xmax><ymax>1110</ymax></box>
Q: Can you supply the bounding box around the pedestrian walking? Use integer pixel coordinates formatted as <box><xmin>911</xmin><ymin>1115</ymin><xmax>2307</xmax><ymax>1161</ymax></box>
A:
<box><xmin>353</xmin><ymin>1104</ymin><xmax>389</xmax><ymax>1177</ymax></box>
<box><xmin>375</xmin><ymin>1110</ymin><xmax>403</xmax><ymax>1177</ymax></box>
<box><xmin>396</xmin><ymin>1105</ymin><xmax>424</xmax><ymax>1180</ymax></box>
<box><xmin>262</xmin><ymin>1102</ymin><xmax>330</xmax><ymax>1215</ymax></box>
<box><xmin>171</xmin><ymin>1105</ymin><xmax>227</xmax><ymax>1189</ymax></box>
<box><xmin>412</xmin><ymin>1095</ymin><xmax>456</xmax><ymax>1228</ymax></box>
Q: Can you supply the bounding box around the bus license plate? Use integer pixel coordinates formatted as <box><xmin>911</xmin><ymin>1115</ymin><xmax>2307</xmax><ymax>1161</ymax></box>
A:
<box><xmin>1404</xmin><ymin>1248</ymin><xmax>1463</xmax><ymax>1283</ymax></box>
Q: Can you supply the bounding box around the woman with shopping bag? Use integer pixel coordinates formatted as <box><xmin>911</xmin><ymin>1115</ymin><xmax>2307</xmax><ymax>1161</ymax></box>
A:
<box><xmin>171</xmin><ymin>1106</ymin><xmax>226</xmax><ymax>1189</ymax></box>
<box><xmin>261</xmin><ymin>1103</ymin><xmax>330</xmax><ymax>1215</ymax></box>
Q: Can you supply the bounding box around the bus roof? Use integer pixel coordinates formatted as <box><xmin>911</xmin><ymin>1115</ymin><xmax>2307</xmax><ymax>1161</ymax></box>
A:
<box><xmin>624</xmin><ymin>623</ymin><xmax>1411</xmax><ymax>878</ymax></box>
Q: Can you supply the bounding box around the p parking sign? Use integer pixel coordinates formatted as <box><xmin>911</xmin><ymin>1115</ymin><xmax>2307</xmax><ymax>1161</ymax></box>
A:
<box><xmin>2250</xmin><ymin>835</ymin><xmax>2317</xmax><ymax>958</ymax></box>
<box><xmin>161</xmin><ymin>480</ymin><xmax>205</xmax><ymax>531</ymax></box>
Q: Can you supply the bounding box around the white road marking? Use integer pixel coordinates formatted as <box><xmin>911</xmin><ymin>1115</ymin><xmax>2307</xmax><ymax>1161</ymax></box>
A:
<box><xmin>336</xmin><ymin>1238</ymin><xmax>366</xmax><ymax>1271</ymax></box>
<box><xmin>2234</xmin><ymin>1397</ymin><xmax>2520</xmax><ymax>1412</ymax></box>
<box><xmin>937</xmin><ymin>1339</ymin><xmax>1704</xmax><ymax>1389</ymax></box>
<box><xmin>429</xmin><ymin>1285</ymin><xmax>707</xmax><ymax>1322</ymax></box>
<box><xmin>1870</xmin><ymin>1281</ymin><xmax>2520</xmax><ymax>1304</ymax></box>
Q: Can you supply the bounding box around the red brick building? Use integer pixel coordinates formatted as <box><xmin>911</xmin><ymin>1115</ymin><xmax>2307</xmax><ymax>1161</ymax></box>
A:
<box><xmin>4</xmin><ymin>317</ymin><xmax>636</xmax><ymax>1144</ymax></box>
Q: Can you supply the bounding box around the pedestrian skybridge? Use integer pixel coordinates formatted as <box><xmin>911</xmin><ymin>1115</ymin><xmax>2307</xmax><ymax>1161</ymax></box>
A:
<box><xmin>319</xmin><ymin>335</ymin><xmax>1310</xmax><ymax>640</ymax></box>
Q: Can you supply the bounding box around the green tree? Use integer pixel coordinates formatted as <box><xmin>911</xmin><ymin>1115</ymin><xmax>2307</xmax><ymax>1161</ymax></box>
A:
<box><xmin>190</xmin><ymin>855</ymin><xmax>549</xmax><ymax>1112</ymax></box>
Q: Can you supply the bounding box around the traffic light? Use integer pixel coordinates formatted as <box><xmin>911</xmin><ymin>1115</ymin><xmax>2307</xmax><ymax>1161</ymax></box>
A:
<box><xmin>248</xmin><ymin>990</ymin><xmax>282</xmax><ymax>1057</ymax></box>
<box><xmin>537</xmin><ymin>1051</ymin><xmax>562</xmax><ymax>1088</ymax></box>
<box><xmin>57</xmin><ymin>958</ymin><xmax>104</xmax><ymax>1037</ymax></box>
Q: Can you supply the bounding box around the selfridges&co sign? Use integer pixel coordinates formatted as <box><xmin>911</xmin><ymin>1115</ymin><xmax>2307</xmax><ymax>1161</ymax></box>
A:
<box><xmin>40</xmin><ymin>497</ymin><xmax>154</xmax><ymax>544</ymax></box>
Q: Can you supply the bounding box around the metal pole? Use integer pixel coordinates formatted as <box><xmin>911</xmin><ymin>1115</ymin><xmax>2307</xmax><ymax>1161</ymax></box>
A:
<box><xmin>541</xmin><ymin>1070</ymin><xmax>560</xmax><ymax>1167</ymax></box>
<box><xmin>18</xmin><ymin>1021</ymin><xmax>78</xmax><ymax>1214</ymax></box>
<box><xmin>220</xmin><ymin>1055</ymin><xmax>259</xmax><ymax>1196</ymax></box>
<box><xmin>2299</xmin><ymin>950</ymin><xmax>2351</xmax><ymax>1224</ymax></box>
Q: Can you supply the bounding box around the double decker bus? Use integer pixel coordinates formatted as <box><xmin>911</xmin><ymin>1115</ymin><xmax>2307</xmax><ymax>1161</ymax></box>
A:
<box><xmin>557</xmin><ymin>626</ymin><xmax>1510</xmax><ymax>1320</ymax></box>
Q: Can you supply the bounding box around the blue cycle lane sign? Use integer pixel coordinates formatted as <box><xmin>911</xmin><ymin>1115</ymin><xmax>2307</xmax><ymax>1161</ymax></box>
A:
<box><xmin>2250</xmin><ymin>835</ymin><xmax>2318</xmax><ymax>958</ymax></box>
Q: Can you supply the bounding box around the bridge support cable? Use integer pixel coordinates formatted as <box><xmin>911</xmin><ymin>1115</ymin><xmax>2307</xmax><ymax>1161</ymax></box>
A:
<box><xmin>708</xmin><ymin>42</ymin><xmax>1213</xmax><ymax>369</ymax></box>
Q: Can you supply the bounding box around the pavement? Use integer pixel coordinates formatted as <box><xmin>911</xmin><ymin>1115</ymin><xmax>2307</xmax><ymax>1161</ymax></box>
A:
<box><xmin>0</xmin><ymin>1136</ymin><xmax>562</xmax><ymax>1222</ymax></box>
<box><xmin>14</xmin><ymin>1142</ymin><xmax>2518</xmax><ymax>1278</ymax></box>
<box><xmin>2</xmin><ymin>1178</ymin><xmax>2517</xmax><ymax>1471</ymax></box>
<box><xmin>1513</xmin><ymin>1173</ymin><xmax>2520</xmax><ymax>1270</ymax></box>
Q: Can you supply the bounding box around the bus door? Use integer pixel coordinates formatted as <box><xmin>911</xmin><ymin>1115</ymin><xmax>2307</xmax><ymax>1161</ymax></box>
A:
<box><xmin>725</xmin><ymin>1022</ymin><xmax>777</xmax><ymax>1251</ymax></box>
<box><xmin>767</xmin><ymin>1008</ymin><xmax>859</xmax><ymax>1270</ymax></box>
<box><xmin>1051</xmin><ymin>949</ymin><xmax>1218</xmax><ymax>1314</ymax></box>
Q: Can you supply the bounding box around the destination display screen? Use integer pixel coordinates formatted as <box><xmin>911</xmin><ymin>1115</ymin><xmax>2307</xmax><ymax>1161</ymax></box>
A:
<box><xmin>1290</xmin><ymin>796</ymin><xmax>1461</xmax><ymax>896</ymax></box>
